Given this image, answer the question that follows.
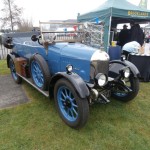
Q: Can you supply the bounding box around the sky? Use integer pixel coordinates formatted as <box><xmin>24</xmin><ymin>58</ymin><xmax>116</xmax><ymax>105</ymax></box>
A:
<box><xmin>0</xmin><ymin>0</ymin><xmax>149</xmax><ymax>27</ymax></box>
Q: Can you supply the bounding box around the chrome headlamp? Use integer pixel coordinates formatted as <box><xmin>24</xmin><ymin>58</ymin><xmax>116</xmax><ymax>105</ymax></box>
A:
<box><xmin>95</xmin><ymin>73</ymin><xmax>107</xmax><ymax>87</ymax></box>
<box><xmin>124</xmin><ymin>67</ymin><xmax>130</xmax><ymax>78</ymax></box>
<box><xmin>120</xmin><ymin>67</ymin><xmax>130</xmax><ymax>78</ymax></box>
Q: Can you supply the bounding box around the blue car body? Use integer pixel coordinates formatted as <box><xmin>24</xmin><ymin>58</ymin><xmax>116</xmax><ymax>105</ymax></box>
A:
<box><xmin>12</xmin><ymin>35</ymin><xmax>106</xmax><ymax>83</ymax></box>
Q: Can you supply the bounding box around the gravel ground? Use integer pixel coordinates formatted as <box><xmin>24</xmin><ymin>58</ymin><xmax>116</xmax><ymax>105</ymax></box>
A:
<box><xmin>0</xmin><ymin>75</ymin><xmax>29</xmax><ymax>109</ymax></box>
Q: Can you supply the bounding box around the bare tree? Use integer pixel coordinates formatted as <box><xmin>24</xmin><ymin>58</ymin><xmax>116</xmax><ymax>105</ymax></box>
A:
<box><xmin>17</xmin><ymin>19</ymin><xmax>33</xmax><ymax>32</ymax></box>
<box><xmin>0</xmin><ymin>0</ymin><xmax>23</xmax><ymax>31</ymax></box>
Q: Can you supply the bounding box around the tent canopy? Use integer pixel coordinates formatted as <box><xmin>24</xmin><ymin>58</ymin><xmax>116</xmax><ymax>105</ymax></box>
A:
<box><xmin>78</xmin><ymin>0</ymin><xmax>150</xmax><ymax>51</ymax></box>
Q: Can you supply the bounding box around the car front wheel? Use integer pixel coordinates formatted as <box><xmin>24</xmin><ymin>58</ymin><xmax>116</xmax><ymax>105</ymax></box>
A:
<box><xmin>111</xmin><ymin>77</ymin><xmax>139</xmax><ymax>102</ymax></box>
<box><xmin>54</xmin><ymin>78</ymin><xmax>89</xmax><ymax>129</ymax></box>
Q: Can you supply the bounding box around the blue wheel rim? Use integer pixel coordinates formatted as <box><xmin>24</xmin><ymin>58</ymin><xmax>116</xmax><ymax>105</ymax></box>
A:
<box><xmin>114</xmin><ymin>92</ymin><xmax>127</xmax><ymax>97</ymax></box>
<box><xmin>31</xmin><ymin>60</ymin><xmax>44</xmax><ymax>88</ymax></box>
<box><xmin>113</xmin><ymin>81</ymin><xmax>131</xmax><ymax>97</ymax></box>
<box><xmin>57</xmin><ymin>86</ymin><xmax>78</xmax><ymax>122</ymax></box>
<box><xmin>10</xmin><ymin>60</ymin><xmax>18</xmax><ymax>81</ymax></box>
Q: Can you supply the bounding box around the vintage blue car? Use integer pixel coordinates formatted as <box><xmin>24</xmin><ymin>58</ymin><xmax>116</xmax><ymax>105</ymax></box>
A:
<box><xmin>2</xmin><ymin>22</ymin><xmax>140</xmax><ymax>129</ymax></box>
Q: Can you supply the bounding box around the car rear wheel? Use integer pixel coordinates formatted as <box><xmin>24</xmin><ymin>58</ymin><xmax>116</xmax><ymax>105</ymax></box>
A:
<box><xmin>9</xmin><ymin>58</ymin><xmax>22</xmax><ymax>84</ymax></box>
<box><xmin>54</xmin><ymin>78</ymin><xmax>89</xmax><ymax>129</ymax></box>
<box><xmin>30</xmin><ymin>54</ymin><xmax>50</xmax><ymax>90</ymax></box>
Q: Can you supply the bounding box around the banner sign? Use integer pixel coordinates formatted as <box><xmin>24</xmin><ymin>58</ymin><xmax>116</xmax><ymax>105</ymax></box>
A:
<box><xmin>128</xmin><ymin>11</ymin><xmax>149</xmax><ymax>17</ymax></box>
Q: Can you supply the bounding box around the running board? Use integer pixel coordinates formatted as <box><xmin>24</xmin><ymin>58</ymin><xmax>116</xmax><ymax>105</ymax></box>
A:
<box><xmin>17</xmin><ymin>74</ymin><xmax>49</xmax><ymax>97</ymax></box>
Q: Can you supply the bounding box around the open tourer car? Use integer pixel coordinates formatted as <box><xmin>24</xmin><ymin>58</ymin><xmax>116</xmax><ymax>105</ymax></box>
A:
<box><xmin>2</xmin><ymin>22</ymin><xmax>140</xmax><ymax>129</ymax></box>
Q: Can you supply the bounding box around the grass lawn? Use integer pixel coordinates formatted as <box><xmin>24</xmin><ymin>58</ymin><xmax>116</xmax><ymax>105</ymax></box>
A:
<box><xmin>0</xmin><ymin>59</ymin><xmax>150</xmax><ymax>150</ymax></box>
<box><xmin>0</xmin><ymin>60</ymin><xmax>10</xmax><ymax>75</ymax></box>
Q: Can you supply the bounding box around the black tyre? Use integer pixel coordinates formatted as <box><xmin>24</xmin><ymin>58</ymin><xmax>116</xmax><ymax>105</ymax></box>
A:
<box><xmin>9</xmin><ymin>58</ymin><xmax>22</xmax><ymax>84</ymax></box>
<box><xmin>54</xmin><ymin>78</ymin><xmax>89</xmax><ymax>129</ymax></box>
<box><xmin>111</xmin><ymin>77</ymin><xmax>139</xmax><ymax>102</ymax></box>
<box><xmin>30</xmin><ymin>54</ymin><xmax>50</xmax><ymax>90</ymax></box>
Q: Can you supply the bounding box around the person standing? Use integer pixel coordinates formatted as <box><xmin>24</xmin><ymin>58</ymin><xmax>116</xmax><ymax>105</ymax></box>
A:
<box><xmin>119</xmin><ymin>25</ymin><xmax>130</xmax><ymax>47</ymax></box>
<box><xmin>130</xmin><ymin>23</ymin><xmax>145</xmax><ymax>46</ymax></box>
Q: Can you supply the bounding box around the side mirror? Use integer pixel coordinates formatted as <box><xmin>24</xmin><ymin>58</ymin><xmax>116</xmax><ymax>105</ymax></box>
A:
<box><xmin>31</xmin><ymin>34</ymin><xmax>38</xmax><ymax>42</ymax></box>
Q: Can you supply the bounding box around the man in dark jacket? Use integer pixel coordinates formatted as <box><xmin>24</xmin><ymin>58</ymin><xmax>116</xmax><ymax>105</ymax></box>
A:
<box><xmin>119</xmin><ymin>25</ymin><xmax>130</xmax><ymax>47</ymax></box>
<box><xmin>130</xmin><ymin>23</ymin><xmax>145</xmax><ymax>46</ymax></box>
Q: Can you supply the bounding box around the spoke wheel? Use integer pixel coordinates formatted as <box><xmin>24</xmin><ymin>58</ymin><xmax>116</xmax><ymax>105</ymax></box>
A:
<box><xmin>30</xmin><ymin>54</ymin><xmax>50</xmax><ymax>90</ymax></box>
<box><xmin>9</xmin><ymin>58</ymin><xmax>22</xmax><ymax>84</ymax></box>
<box><xmin>31</xmin><ymin>60</ymin><xmax>44</xmax><ymax>88</ymax></box>
<box><xmin>57</xmin><ymin>86</ymin><xmax>78</xmax><ymax>122</ymax></box>
<box><xmin>112</xmin><ymin>77</ymin><xmax>139</xmax><ymax>102</ymax></box>
<box><xmin>54</xmin><ymin>78</ymin><xmax>89</xmax><ymax>129</ymax></box>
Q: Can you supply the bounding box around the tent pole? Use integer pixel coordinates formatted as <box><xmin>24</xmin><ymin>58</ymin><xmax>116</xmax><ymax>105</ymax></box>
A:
<box><xmin>107</xmin><ymin>16</ymin><xmax>112</xmax><ymax>52</ymax></box>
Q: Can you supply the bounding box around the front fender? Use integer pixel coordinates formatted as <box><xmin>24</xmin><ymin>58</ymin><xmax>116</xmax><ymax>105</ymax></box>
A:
<box><xmin>109</xmin><ymin>60</ymin><xmax>140</xmax><ymax>78</ymax></box>
<box><xmin>49</xmin><ymin>72</ymin><xmax>90</xmax><ymax>99</ymax></box>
